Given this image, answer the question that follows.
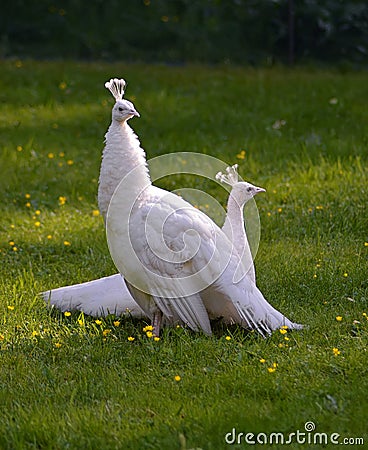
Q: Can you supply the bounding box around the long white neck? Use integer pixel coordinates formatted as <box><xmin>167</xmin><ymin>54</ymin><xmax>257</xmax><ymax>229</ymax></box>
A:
<box><xmin>222</xmin><ymin>193</ymin><xmax>246</xmax><ymax>254</ymax></box>
<box><xmin>98</xmin><ymin>120</ymin><xmax>151</xmax><ymax>221</ymax></box>
<box><xmin>222</xmin><ymin>192</ymin><xmax>255</xmax><ymax>282</ymax></box>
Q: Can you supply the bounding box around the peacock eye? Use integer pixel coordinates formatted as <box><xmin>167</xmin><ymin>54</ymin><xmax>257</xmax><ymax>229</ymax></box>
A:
<box><xmin>118</xmin><ymin>107</ymin><xmax>123</xmax><ymax>112</ymax></box>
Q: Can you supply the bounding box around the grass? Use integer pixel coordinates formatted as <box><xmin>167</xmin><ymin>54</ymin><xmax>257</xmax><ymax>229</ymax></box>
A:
<box><xmin>1</xmin><ymin>60</ymin><xmax>367</xmax><ymax>449</ymax></box>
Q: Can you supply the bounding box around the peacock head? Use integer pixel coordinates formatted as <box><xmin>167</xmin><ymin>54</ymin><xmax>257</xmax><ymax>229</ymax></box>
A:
<box><xmin>216</xmin><ymin>164</ymin><xmax>265</xmax><ymax>206</ymax></box>
<box><xmin>105</xmin><ymin>77</ymin><xmax>140</xmax><ymax>123</ymax></box>
<box><xmin>112</xmin><ymin>99</ymin><xmax>140</xmax><ymax>123</ymax></box>
<box><xmin>232</xmin><ymin>181</ymin><xmax>266</xmax><ymax>205</ymax></box>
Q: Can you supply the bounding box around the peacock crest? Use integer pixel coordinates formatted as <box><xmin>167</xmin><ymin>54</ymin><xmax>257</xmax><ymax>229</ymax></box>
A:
<box><xmin>215</xmin><ymin>164</ymin><xmax>239</xmax><ymax>187</ymax></box>
<box><xmin>105</xmin><ymin>78</ymin><xmax>127</xmax><ymax>101</ymax></box>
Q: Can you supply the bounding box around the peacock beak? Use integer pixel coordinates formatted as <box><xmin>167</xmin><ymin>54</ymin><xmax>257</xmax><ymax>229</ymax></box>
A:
<box><xmin>256</xmin><ymin>187</ymin><xmax>266</xmax><ymax>194</ymax></box>
<box><xmin>130</xmin><ymin>109</ymin><xmax>140</xmax><ymax>118</ymax></box>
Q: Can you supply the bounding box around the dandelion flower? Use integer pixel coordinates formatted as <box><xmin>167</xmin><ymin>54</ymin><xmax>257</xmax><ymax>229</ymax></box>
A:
<box><xmin>343</xmin><ymin>272</ymin><xmax>348</xmax><ymax>278</ymax></box>
<box><xmin>103</xmin><ymin>329</ymin><xmax>111</xmax><ymax>336</ymax></box>
<box><xmin>146</xmin><ymin>331</ymin><xmax>153</xmax><ymax>338</ymax></box>
<box><xmin>236</xmin><ymin>150</ymin><xmax>246</xmax><ymax>160</ymax></box>
<box><xmin>48</xmin><ymin>152</ymin><xmax>55</xmax><ymax>159</ymax></box>
<box><xmin>55</xmin><ymin>342</ymin><xmax>62</xmax><ymax>348</ymax></box>
<box><xmin>64</xmin><ymin>311</ymin><xmax>71</xmax><ymax>317</ymax></box>
<box><xmin>332</xmin><ymin>347</ymin><xmax>341</xmax><ymax>356</ymax></box>
<box><xmin>316</xmin><ymin>205</ymin><xmax>323</xmax><ymax>210</ymax></box>
<box><xmin>25</xmin><ymin>202</ymin><xmax>31</xmax><ymax>208</ymax></box>
<box><xmin>143</xmin><ymin>325</ymin><xmax>153</xmax><ymax>332</ymax></box>
<box><xmin>12</xmin><ymin>247</ymin><xmax>18</xmax><ymax>252</ymax></box>
<box><xmin>25</xmin><ymin>193</ymin><xmax>31</xmax><ymax>199</ymax></box>
<box><xmin>59</xmin><ymin>81</ymin><xmax>67</xmax><ymax>90</ymax></box>
<box><xmin>259</xmin><ymin>358</ymin><xmax>266</xmax><ymax>364</ymax></box>
<box><xmin>32</xmin><ymin>331</ymin><xmax>39</xmax><ymax>337</ymax></box>
<box><xmin>92</xmin><ymin>210</ymin><xmax>100</xmax><ymax>217</ymax></box>
<box><xmin>17</xmin><ymin>145</ymin><xmax>23</xmax><ymax>152</ymax></box>
<box><xmin>63</xmin><ymin>241</ymin><xmax>71</xmax><ymax>246</ymax></box>
<box><xmin>336</xmin><ymin>316</ymin><xmax>343</xmax><ymax>322</ymax></box>
<box><xmin>154</xmin><ymin>337</ymin><xmax>160</xmax><ymax>342</ymax></box>
<box><xmin>67</xmin><ymin>159</ymin><xmax>74</xmax><ymax>166</ymax></box>
<box><xmin>127</xmin><ymin>336</ymin><xmax>135</xmax><ymax>342</ymax></box>
<box><xmin>47</xmin><ymin>235</ymin><xmax>52</xmax><ymax>240</ymax></box>
<box><xmin>277</xmin><ymin>208</ymin><xmax>282</xmax><ymax>213</ymax></box>
<box><xmin>9</xmin><ymin>241</ymin><xmax>15</xmax><ymax>246</ymax></box>
<box><xmin>113</xmin><ymin>321</ymin><xmax>120</xmax><ymax>327</ymax></box>
<box><xmin>174</xmin><ymin>375</ymin><xmax>181</xmax><ymax>382</ymax></box>
<box><xmin>0</xmin><ymin>335</ymin><xmax>4</xmax><ymax>340</ymax></box>
<box><xmin>58</xmin><ymin>196</ymin><xmax>67</xmax><ymax>206</ymax></box>
<box><xmin>7</xmin><ymin>305</ymin><xmax>15</xmax><ymax>311</ymax></box>
<box><xmin>35</xmin><ymin>210</ymin><xmax>41</xmax><ymax>216</ymax></box>
<box><xmin>95</xmin><ymin>319</ymin><xmax>102</xmax><ymax>325</ymax></box>
<box><xmin>364</xmin><ymin>242</ymin><xmax>368</xmax><ymax>247</ymax></box>
<box><xmin>267</xmin><ymin>367</ymin><xmax>276</xmax><ymax>373</ymax></box>
<box><xmin>279</xmin><ymin>328</ymin><xmax>287</xmax><ymax>335</ymax></box>
<box><xmin>225</xmin><ymin>335</ymin><xmax>231</xmax><ymax>341</ymax></box>
<box><xmin>59</xmin><ymin>152</ymin><xmax>65</xmax><ymax>157</ymax></box>
<box><xmin>34</xmin><ymin>221</ymin><xmax>41</xmax><ymax>227</ymax></box>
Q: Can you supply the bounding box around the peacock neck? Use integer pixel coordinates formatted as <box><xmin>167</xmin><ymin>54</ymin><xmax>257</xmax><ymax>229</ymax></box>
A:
<box><xmin>222</xmin><ymin>193</ymin><xmax>247</xmax><ymax>255</ymax></box>
<box><xmin>98</xmin><ymin>120</ymin><xmax>151</xmax><ymax>221</ymax></box>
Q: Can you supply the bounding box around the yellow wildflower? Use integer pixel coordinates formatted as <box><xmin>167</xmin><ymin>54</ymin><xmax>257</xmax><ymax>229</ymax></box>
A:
<box><xmin>7</xmin><ymin>305</ymin><xmax>15</xmax><ymax>311</ymax></box>
<box><xmin>48</xmin><ymin>152</ymin><xmax>54</xmax><ymax>159</ymax></box>
<box><xmin>154</xmin><ymin>337</ymin><xmax>160</xmax><ymax>342</ymax></box>
<box><xmin>64</xmin><ymin>311</ymin><xmax>71</xmax><ymax>317</ymax></box>
<box><xmin>9</xmin><ymin>241</ymin><xmax>15</xmax><ymax>246</ymax></box>
<box><xmin>92</xmin><ymin>210</ymin><xmax>100</xmax><ymax>217</ymax></box>
<box><xmin>236</xmin><ymin>150</ymin><xmax>246</xmax><ymax>160</ymax></box>
<box><xmin>127</xmin><ymin>336</ymin><xmax>135</xmax><ymax>342</ymax></box>
<box><xmin>63</xmin><ymin>241</ymin><xmax>71</xmax><ymax>246</ymax></box>
<box><xmin>12</xmin><ymin>247</ymin><xmax>18</xmax><ymax>252</ymax></box>
<box><xmin>279</xmin><ymin>328</ymin><xmax>287</xmax><ymax>335</ymax></box>
<box><xmin>95</xmin><ymin>319</ymin><xmax>102</xmax><ymax>325</ymax></box>
<box><xmin>67</xmin><ymin>159</ymin><xmax>74</xmax><ymax>166</ymax></box>
<box><xmin>146</xmin><ymin>331</ymin><xmax>153</xmax><ymax>338</ymax></box>
<box><xmin>103</xmin><ymin>329</ymin><xmax>111</xmax><ymax>336</ymax></box>
<box><xmin>55</xmin><ymin>342</ymin><xmax>62</xmax><ymax>348</ymax></box>
<box><xmin>259</xmin><ymin>358</ymin><xmax>266</xmax><ymax>364</ymax></box>
<box><xmin>25</xmin><ymin>193</ymin><xmax>31</xmax><ymax>199</ymax></box>
<box><xmin>34</xmin><ymin>221</ymin><xmax>41</xmax><ymax>227</ymax></box>
<box><xmin>143</xmin><ymin>325</ymin><xmax>154</xmax><ymax>332</ymax></box>
<box><xmin>364</xmin><ymin>242</ymin><xmax>368</xmax><ymax>247</ymax></box>
<box><xmin>32</xmin><ymin>331</ymin><xmax>39</xmax><ymax>337</ymax></box>
<box><xmin>174</xmin><ymin>375</ymin><xmax>181</xmax><ymax>381</ymax></box>
<box><xmin>332</xmin><ymin>347</ymin><xmax>341</xmax><ymax>356</ymax></box>
<box><xmin>113</xmin><ymin>321</ymin><xmax>120</xmax><ymax>327</ymax></box>
<box><xmin>59</xmin><ymin>81</ymin><xmax>67</xmax><ymax>90</ymax></box>
<box><xmin>225</xmin><ymin>335</ymin><xmax>231</xmax><ymax>341</ymax></box>
<box><xmin>267</xmin><ymin>367</ymin><xmax>276</xmax><ymax>373</ymax></box>
<box><xmin>343</xmin><ymin>272</ymin><xmax>348</xmax><ymax>277</ymax></box>
<box><xmin>336</xmin><ymin>316</ymin><xmax>343</xmax><ymax>322</ymax></box>
<box><xmin>16</xmin><ymin>145</ymin><xmax>23</xmax><ymax>152</ymax></box>
<box><xmin>58</xmin><ymin>196</ymin><xmax>67</xmax><ymax>206</ymax></box>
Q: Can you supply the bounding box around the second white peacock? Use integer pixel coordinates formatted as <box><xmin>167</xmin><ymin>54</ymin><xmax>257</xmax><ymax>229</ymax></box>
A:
<box><xmin>103</xmin><ymin>78</ymin><xmax>302</xmax><ymax>336</ymax></box>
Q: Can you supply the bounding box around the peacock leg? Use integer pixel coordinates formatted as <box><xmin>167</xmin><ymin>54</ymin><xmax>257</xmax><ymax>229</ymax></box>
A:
<box><xmin>152</xmin><ymin>310</ymin><xmax>163</xmax><ymax>336</ymax></box>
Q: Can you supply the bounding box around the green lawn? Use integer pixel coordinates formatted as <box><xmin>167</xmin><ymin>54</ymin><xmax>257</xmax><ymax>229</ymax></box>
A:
<box><xmin>0</xmin><ymin>61</ymin><xmax>367</xmax><ymax>449</ymax></box>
